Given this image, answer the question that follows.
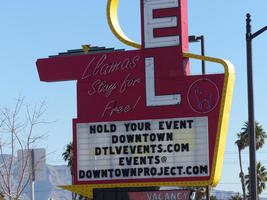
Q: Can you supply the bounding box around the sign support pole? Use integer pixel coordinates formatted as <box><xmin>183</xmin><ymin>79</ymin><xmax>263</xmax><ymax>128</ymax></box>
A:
<box><xmin>200</xmin><ymin>35</ymin><xmax>210</xmax><ymax>200</ymax></box>
<box><xmin>31</xmin><ymin>149</ymin><xmax>35</xmax><ymax>200</ymax></box>
<box><xmin>189</xmin><ymin>34</ymin><xmax>209</xmax><ymax>200</ymax></box>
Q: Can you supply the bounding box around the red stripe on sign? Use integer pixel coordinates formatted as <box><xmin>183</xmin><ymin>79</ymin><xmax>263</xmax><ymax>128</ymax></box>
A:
<box><xmin>153</xmin><ymin>27</ymin><xmax>180</xmax><ymax>37</ymax></box>
<box><xmin>153</xmin><ymin>7</ymin><xmax>179</xmax><ymax>19</ymax></box>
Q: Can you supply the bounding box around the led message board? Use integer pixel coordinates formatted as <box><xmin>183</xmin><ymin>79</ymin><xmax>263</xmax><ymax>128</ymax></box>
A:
<box><xmin>77</xmin><ymin>117</ymin><xmax>209</xmax><ymax>182</ymax></box>
<box><xmin>36</xmin><ymin>0</ymin><xmax>235</xmax><ymax>198</ymax></box>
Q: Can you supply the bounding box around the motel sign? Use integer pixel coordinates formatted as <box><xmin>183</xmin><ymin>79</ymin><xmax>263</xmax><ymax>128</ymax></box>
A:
<box><xmin>36</xmin><ymin>0</ymin><xmax>235</xmax><ymax>198</ymax></box>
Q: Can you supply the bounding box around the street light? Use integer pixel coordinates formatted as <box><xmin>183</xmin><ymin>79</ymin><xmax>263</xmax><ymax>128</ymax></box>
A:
<box><xmin>246</xmin><ymin>13</ymin><xmax>267</xmax><ymax>200</ymax></box>
<box><xmin>189</xmin><ymin>35</ymin><xmax>206</xmax><ymax>74</ymax></box>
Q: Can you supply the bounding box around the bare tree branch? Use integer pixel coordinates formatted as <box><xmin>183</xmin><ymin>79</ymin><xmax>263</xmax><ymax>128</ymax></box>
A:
<box><xmin>0</xmin><ymin>97</ymin><xmax>49</xmax><ymax>199</ymax></box>
<box><xmin>0</xmin><ymin>140</ymin><xmax>9</xmax><ymax>191</ymax></box>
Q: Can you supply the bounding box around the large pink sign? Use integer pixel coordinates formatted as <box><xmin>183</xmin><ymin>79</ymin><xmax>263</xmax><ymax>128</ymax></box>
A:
<box><xmin>36</xmin><ymin>0</ymin><xmax>234</xmax><ymax>194</ymax></box>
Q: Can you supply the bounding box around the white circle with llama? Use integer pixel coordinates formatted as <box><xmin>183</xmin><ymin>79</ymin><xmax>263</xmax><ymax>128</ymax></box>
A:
<box><xmin>187</xmin><ymin>79</ymin><xmax>220</xmax><ymax>114</ymax></box>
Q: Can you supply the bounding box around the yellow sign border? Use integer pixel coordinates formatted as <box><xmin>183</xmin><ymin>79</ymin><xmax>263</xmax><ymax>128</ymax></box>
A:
<box><xmin>106</xmin><ymin>0</ymin><xmax>141</xmax><ymax>49</ymax></box>
<box><xmin>59</xmin><ymin>53</ymin><xmax>235</xmax><ymax>198</ymax></box>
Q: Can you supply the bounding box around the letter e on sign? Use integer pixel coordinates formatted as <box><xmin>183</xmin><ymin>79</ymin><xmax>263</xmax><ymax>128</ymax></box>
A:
<box><xmin>144</xmin><ymin>0</ymin><xmax>180</xmax><ymax>48</ymax></box>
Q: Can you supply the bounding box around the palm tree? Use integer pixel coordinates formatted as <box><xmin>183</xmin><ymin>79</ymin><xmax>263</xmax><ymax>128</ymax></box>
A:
<box><xmin>245</xmin><ymin>162</ymin><xmax>267</xmax><ymax>199</ymax></box>
<box><xmin>0</xmin><ymin>191</ymin><xmax>4</xmax><ymax>200</ymax></box>
<box><xmin>236</xmin><ymin>130</ymin><xmax>248</xmax><ymax>200</ymax></box>
<box><xmin>192</xmin><ymin>187</ymin><xmax>206</xmax><ymax>200</ymax></box>
<box><xmin>62</xmin><ymin>142</ymin><xmax>73</xmax><ymax>175</ymax></box>
<box><xmin>231</xmin><ymin>193</ymin><xmax>242</xmax><ymax>200</ymax></box>
<box><xmin>62</xmin><ymin>142</ymin><xmax>75</xmax><ymax>199</ymax></box>
<box><xmin>236</xmin><ymin>121</ymin><xmax>266</xmax><ymax>200</ymax></box>
<box><xmin>240</xmin><ymin>122</ymin><xmax>266</xmax><ymax>150</ymax></box>
<box><xmin>62</xmin><ymin>142</ymin><xmax>90</xmax><ymax>200</ymax></box>
<box><xmin>210</xmin><ymin>195</ymin><xmax>218</xmax><ymax>200</ymax></box>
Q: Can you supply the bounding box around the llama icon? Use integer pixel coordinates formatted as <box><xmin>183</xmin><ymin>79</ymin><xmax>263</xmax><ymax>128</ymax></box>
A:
<box><xmin>187</xmin><ymin>79</ymin><xmax>219</xmax><ymax>114</ymax></box>
<box><xmin>194</xmin><ymin>84</ymin><xmax>213</xmax><ymax>111</ymax></box>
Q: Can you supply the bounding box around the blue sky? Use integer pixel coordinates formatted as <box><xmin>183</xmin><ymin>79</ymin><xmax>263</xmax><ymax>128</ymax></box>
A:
<box><xmin>0</xmin><ymin>1</ymin><xmax>267</xmax><ymax>196</ymax></box>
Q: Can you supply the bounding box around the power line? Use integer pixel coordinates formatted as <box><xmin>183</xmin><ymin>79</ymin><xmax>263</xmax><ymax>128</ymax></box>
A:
<box><xmin>224</xmin><ymin>151</ymin><xmax>267</xmax><ymax>155</ymax></box>
<box><xmin>23</xmin><ymin>189</ymin><xmax>70</xmax><ymax>194</ymax></box>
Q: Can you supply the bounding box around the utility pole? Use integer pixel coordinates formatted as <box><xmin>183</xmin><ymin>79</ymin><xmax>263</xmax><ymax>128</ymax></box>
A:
<box><xmin>246</xmin><ymin>13</ymin><xmax>267</xmax><ymax>200</ymax></box>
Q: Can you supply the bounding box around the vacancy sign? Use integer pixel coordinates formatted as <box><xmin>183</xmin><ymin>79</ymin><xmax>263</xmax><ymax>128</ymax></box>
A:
<box><xmin>36</xmin><ymin>0</ymin><xmax>235</xmax><ymax>198</ymax></box>
<box><xmin>128</xmin><ymin>189</ymin><xmax>193</xmax><ymax>200</ymax></box>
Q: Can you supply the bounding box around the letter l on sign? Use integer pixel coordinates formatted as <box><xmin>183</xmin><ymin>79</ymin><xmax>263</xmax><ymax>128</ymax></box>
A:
<box><xmin>143</xmin><ymin>0</ymin><xmax>182</xmax><ymax>106</ymax></box>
